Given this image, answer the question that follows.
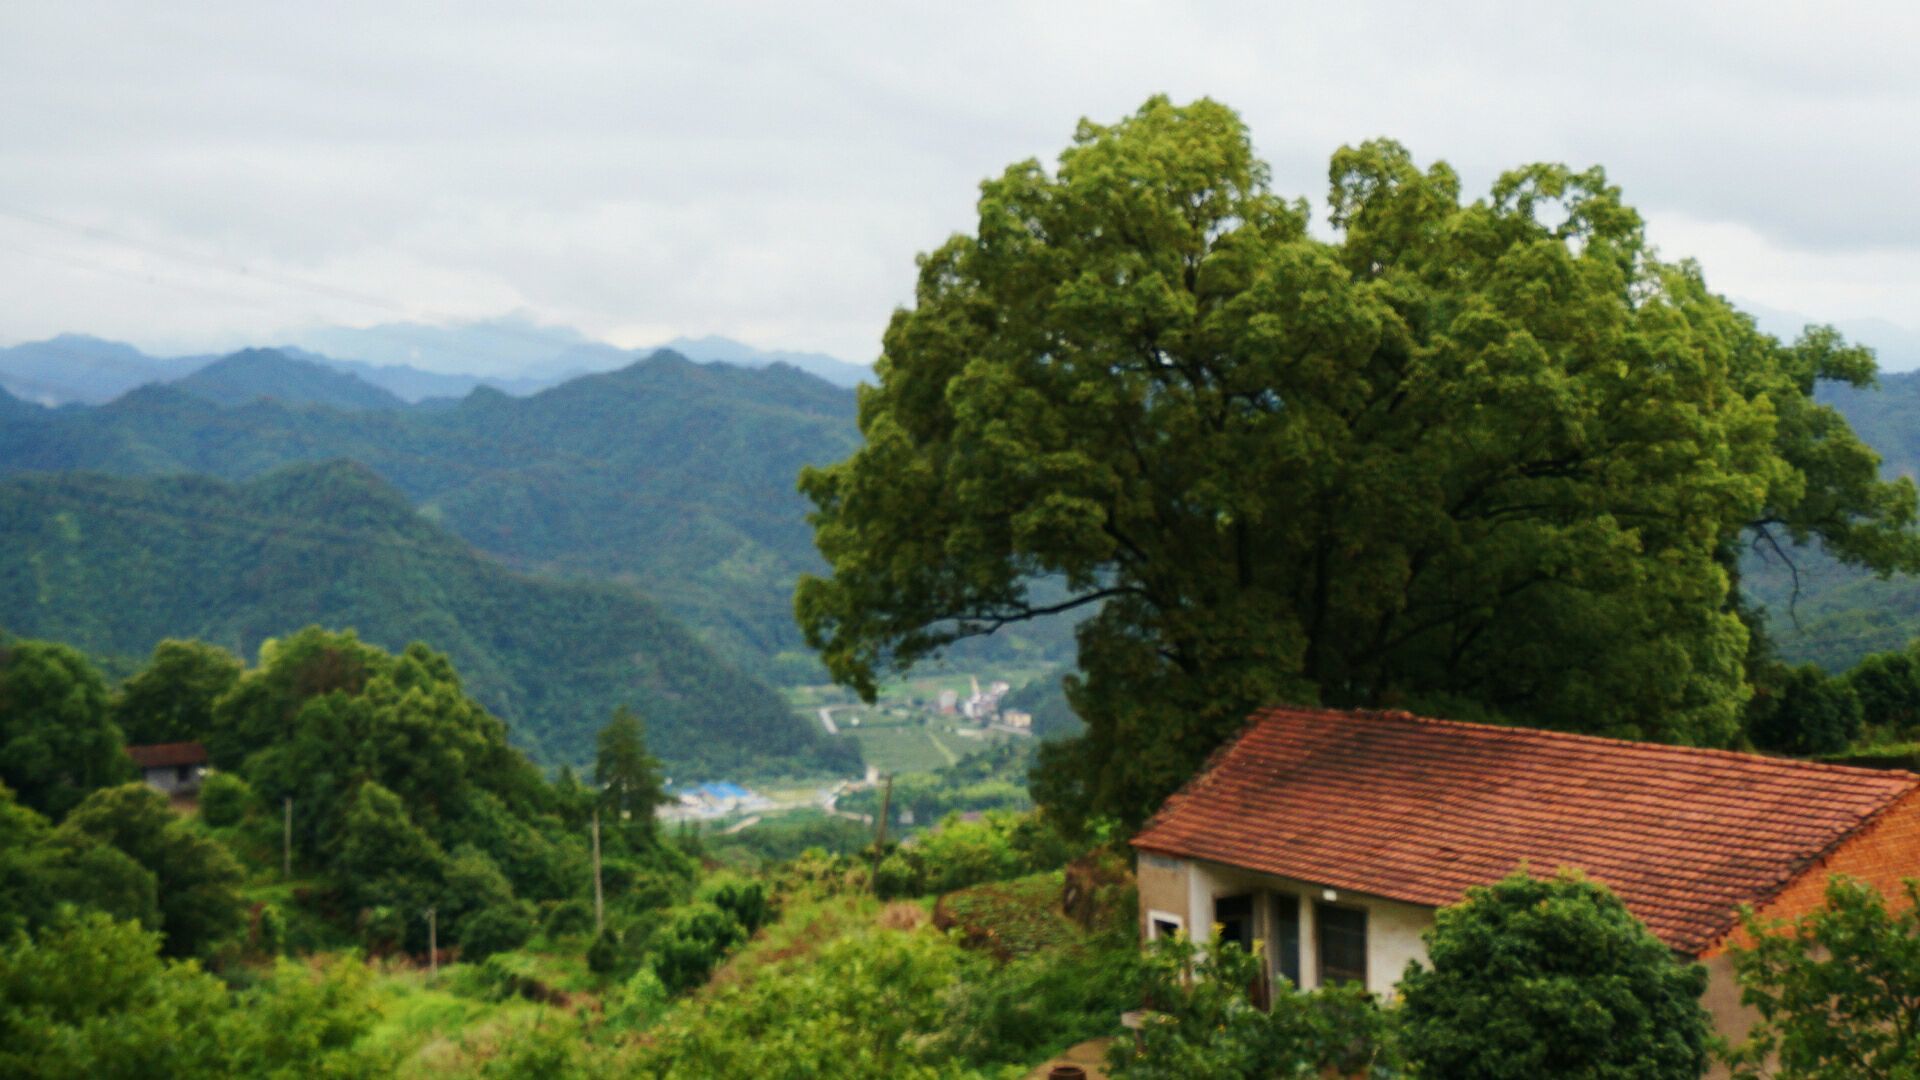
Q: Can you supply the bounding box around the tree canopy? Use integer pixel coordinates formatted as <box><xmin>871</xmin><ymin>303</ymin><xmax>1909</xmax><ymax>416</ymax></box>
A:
<box><xmin>1726</xmin><ymin>875</ymin><xmax>1920</xmax><ymax>1079</ymax></box>
<box><xmin>0</xmin><ymin>639</ymin><xmax>131</xmax><ymax>817</ymax></box>
<box><xmin>1399</xmin><ymin>870</ymin><xmax>1711</xmax><ymax>1078</ymax></box>
<box><xmin>796</xmin><ymin>96</ymin><xmax>1920</xmax><ymax>825</ymax></box>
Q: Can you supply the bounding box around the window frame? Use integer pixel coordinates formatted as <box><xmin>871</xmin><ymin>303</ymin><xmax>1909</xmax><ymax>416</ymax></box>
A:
<box><xmin>1271</xmin><ymin>891</ymin><xmax>1302</xmax><ymax>987</ymax></box>
<box><xmin>1147</xmin><ymin>909</ymin><xmax>1185</xmax><ymax>942</ymax></box>
<box><xmin>1314</xmin><ymin>900</ymin><xmax>1369</xmax><ymax>989</ymax></box>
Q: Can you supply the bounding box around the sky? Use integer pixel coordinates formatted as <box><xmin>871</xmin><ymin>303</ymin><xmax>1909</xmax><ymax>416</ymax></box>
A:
<box><xmin>2</xmin><ymin>1</ymin><xmax>1918</xmax><ymax>370</ymax></box>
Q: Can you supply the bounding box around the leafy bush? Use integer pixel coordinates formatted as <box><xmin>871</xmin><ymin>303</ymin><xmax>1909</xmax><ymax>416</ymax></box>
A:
<box><xmin>544</xmin><ymin>898</ymin><xmax>595</xmax><ymax>940</ymax></box>
<box><xmin>650</xmin><ymin>902</ymin><xmax>749</xmax><ymax>992</ymax></box>
<box><xmin>873</xmin><ymin>810</ymin><xmax>1074</xmax><ymax>899</ymax></box>
<box><xmin>633</xmin><ymin>924</ymin><xmax>974</xmax><ymax>1078</ymax></box>
<box><xmin>198</xmin><ymin>771</ymin><xmax>253</xmax><ymax>828</ymax></box>
<box><xmin>1110</xmin><ymin>934</ymin><xmax>1394</xmax><ymax>1079</ymax></box>
<box><xmin>941</xmin><ymin>934</ymin><xmax>1144</xmax><ymax>1067</ymax></box>
<box><xmin>586</xmin><ymin>927</ymin><xmax>631</xmax><ymax>978</ymax></box>
<box><xmin>701</xmin><ymin>875</ymin><xmax>773</xmax><ymax>936</ymax></box>
<box><xmin>1399</xmin><ymin>869</ymin><xmax>1709</xmax><ymax>1079</ymax></box>
<box><xmin>1725</xmin><ymin>875</ymin><xmax>1920</xmax><ymax>1079</ymax></box>
<box><xmin>459</xmin><ymin>904</ymin><xmax>535</xmax><ymax>963</ymax></box>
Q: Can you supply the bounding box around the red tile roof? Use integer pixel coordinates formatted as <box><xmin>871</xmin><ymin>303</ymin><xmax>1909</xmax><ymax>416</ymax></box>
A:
<box><xmin>1131</xmin><ymin>707</ymin><xmax>1920</xmax><ymax>955</ymax></box>
<box><xmin>126</xmin><ymin>742</ymin><xmax>208</xmax><ymax>769</ymax></box>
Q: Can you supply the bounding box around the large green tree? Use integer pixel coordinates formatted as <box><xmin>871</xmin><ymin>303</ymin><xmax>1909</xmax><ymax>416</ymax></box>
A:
<box><xmin>60</xmin><ymin>783</ymin><xmax>247</xmax><ymax>959</ymax></box>
<box><xmin>796</xmin><ymin>96</ymin><xmax>1920</xmax><ymax>825</ymax></box>
<box><xmin>0</xmin><ymin>639</ymin><xmax>131</xmax><ymax>817</ymax></box>
<box><xmin>596</xmin><ymin>706</ymin><xmax>669</xmax><ymax>845</ymax></box>
<box><xmin>111</xmin><ymin>639</ymin><xmax>243</xmax><ymax>746</ymax></box>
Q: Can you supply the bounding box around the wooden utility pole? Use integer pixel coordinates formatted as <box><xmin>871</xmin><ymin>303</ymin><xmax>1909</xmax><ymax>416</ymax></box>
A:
<box><xmin>868</xmin><ymin>774</ymin><xmax>893</xmax><ymax>894</ymax></box>
<box><xmin>282</xmin><ymin>797</ymin><xmax>292</xmax><ymax>880</ymax></box>
<box><xmin>426</xmin><ymin>907</ymin><xmax>438</xmax><ymax>975</ymax></box>
<box><xmin>591</xmin><ymin>808</ymin><xmax>605</xmax><ymax>934</ymax></box>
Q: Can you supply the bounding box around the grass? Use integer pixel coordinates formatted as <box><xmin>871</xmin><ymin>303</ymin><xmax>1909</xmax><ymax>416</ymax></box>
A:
<box><xmin>848</xmin><ymin>725</ymin><xmax>953</xmax><ymax>774</ymax></box>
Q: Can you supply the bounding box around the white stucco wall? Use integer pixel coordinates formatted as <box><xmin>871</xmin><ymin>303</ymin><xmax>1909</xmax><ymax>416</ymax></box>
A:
<box><xmin>1137</xmin><ymin>853</ymin><xmax>1437</xmax><ymax>996</ymax></box>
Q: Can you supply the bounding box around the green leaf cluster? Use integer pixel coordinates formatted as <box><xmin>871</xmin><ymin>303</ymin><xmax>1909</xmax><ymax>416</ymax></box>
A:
<box><xmin>798</xmin><ymin>95</ymin><xmax>1917</xmax><ymax>825</ymax></box>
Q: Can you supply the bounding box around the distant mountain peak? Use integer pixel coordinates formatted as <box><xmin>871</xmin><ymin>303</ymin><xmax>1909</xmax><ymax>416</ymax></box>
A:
<box><xmin>172</xmin><ymin>347</ymin><xmax>407</xmax><ymax>411</ymax></box>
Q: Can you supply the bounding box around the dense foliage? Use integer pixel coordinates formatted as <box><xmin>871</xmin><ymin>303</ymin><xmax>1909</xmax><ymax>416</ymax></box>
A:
<box><xmin>1726</xmin><ymin>875</ymin><xmax>1920</xmax><ymax>1079</ymax></box>
<box><xmin>1398</xmin><ymin>870</ymin><xmax>1712</xmax><ymax>1079</ymax></box>
<box><xmin>0</xmin><ymin>350</ymin><xmax>895</xmax><ymax>675</ymax></box>
<box><xmin>798</xmin><ymin>95</ymin><xmax>1918</xmax><ymax>825</ymax></box>
<box><xmin>839</xmin><ymin>740</ymin><xmax>1036</xmax><ymax>824</ymax></box>
<box><xmin>0</xmin><ymin>639</ymin><xmax>132</xmax><ymax>816</ymax></box>
<box><xmin>1110</xmin><ymin>935</ymin><xmax>1394</xmax><ymax>1080</ymax></box>
<box><xmin>0</xmin><ymin>909</ymin><xmax>386</xmax><ymax>1079</ymax></box>
<box><xmin>0</xmin><ymin>465</ymin><xmax>854</xmax><ymax>775</ymax></box>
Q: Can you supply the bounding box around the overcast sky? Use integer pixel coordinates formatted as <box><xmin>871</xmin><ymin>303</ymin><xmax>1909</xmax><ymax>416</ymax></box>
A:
<box><xmin>3</xmin><ymin>1</ymin><xmax>1918</xmax><ymax>369</ymax></box>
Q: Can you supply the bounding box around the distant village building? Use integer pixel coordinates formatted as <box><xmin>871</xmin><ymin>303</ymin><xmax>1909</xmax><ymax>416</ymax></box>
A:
<box><xmin>959</xmin><ymin>675</ymin><xmax>1010</xmax><ymax>724</ymax></box>
<box><xmin>667</xmin><ymin>782</ymin><xmax>773</xmax><ymax>821</ymax></box>
<box><xmin>1001</xmin><ymin>710</ymin><xmax>1033</xmax><ymax>731</ymax></box>
<box><xmin>127</xmin><ymin>742</ymin><xmax>208</xmax><ymax>796</ymax></box>
<box><xmin>1134</xmin><ymin>706</ymin><xmax>1920</xmax><ymax>1066</ymax></box>
<box><xmin>937</xmin><ymin>690</ymin><xmax>959</xmax><ymax>714</ymax></box>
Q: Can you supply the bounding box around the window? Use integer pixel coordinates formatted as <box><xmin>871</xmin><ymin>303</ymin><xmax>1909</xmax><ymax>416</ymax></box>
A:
<box><xmin>1148</xmin><ymin>910</ymin><xmax>1184</xmax><ymax>941</ymax></box>
<box><xmin>1214</xmin><ymin>894</ymin><xmax>1254</xmax><ymax>952</ymax></box>
<box><xmin>1316</xmin><ymin>903</ymin><xmax>1368</xmax><ymax>987</ymax></box>
<box><xmin>1273</xmin><ymin>893</ymin><xmax>1301</xmax><ymax>986</ymax></box>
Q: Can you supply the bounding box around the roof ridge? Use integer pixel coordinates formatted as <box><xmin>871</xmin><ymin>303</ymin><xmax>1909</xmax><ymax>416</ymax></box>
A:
<box><xmin>1258</xmin><ymin>705</ymin><xmax>1920</xmax><ymax>786</ymax></box>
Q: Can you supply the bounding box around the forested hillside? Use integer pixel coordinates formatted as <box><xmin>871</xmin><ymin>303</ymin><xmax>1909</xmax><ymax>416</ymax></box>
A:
<box><xmin>0</xmin><ymin>351</ymin><xmax>861</xmax><ymax>673</ymax></box>
<box><xmin>0</xmin><ymin>461</ymin><xmax>856</xmax><ymax>776</ymax></box>
<box><xmin>172</xmin><ymin>348</ymin><xmax>408</xmax><ymax>410</ymax></box>
<box><xmin>1745</xmin><ymin>369</ymin><xmax>1920</xmax><ymax>668</ymax></box>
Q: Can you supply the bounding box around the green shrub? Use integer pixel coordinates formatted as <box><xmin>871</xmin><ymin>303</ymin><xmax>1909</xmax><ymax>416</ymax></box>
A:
<box><xmin>1399</xmin><ymin>869</ymin><xmax>1709</xmax><ymax>1079</ymax></box>
<box><xmin>255</xmin><ymin>903</ymin><xmax>287</xmax><ymax>956</ymax></box>
<box><xmin>650</xmin><ymin>902</ymin><xmax>747</xmax><ymax>992</ymax></box>
<box><xmin>197</xmin><ymin>771</ymin><xmax>252</xmax><ymax>828</ymax></box>
<box><xmin>543</xmin><ymin>899</ymin><xmax>594</xmax><ymax>940</ymax></box>
<box><xmin>459</xmin><ymin>904</ymin><xmax>535</xmax><ymax>963</ymax></box>
<box><xmin>700</xmin><ymin>875</ymin><xmax>773</xmax><ymax>935</ymax></box>
<box><xmin>1110</xmin><ymin>934</ymin><xmax>1394</xmax><ymax>1080</ymax></box>
<box><xmin>587</xmin><ymin>927</ymin><xmax>632</xmax><ymax>978</ymax></box>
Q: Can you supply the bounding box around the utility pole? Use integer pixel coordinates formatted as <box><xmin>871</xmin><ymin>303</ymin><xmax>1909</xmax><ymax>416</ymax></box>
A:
<box><xmin>426</xmin><ymin>907</ymin><xmax>438</xmax><ymax>975</ymax></box>
<box><xmin>868</xmin><ymin>774</ymin><xmax>893</xmax><ymax>894</ymax></box>
<box><xmin>282</xmin><ymin>797</ymin><xmax>292</xmax><ymax>880</ymax></box>
<box><xmin>591</xmin><ymin>807</ymin><xmax>605</xmax><ymax>934</ymax></box>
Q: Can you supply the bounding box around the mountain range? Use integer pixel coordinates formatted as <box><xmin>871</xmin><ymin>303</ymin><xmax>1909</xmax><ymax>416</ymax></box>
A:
<box><xmin>0</xmin><ymin>460</ymin><xmax>857</xmax><ymax>777</ymax></box>
<box><xmin>0</xmin><ymin>349</ymin><xmax>870</xmax><ymax>678</ymax></box>
<box><xmin>0</xmin><ymin>320</ymin><xmax>871</xmax><ymax>407</ymax></box>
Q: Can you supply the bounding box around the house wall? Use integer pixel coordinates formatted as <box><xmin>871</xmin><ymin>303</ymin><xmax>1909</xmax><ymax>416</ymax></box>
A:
<box><xmin>1695</xmin><ymin>786</ymin><xmax>1920</xmax><ymax>1063</ymax></box>
<box><xmin>1138</xmin><ymin>851</ymin><xmax>1764</xmax><ymax>1079</ymax></box>
<box><xmin>1136</xmin><ymin>853</ymin><xmax>1436</xmax><ymax>995</ymax></box>
<box><xmin>142</xmin><ymin>765</ymin><xmax>189</xmax><ymax>795</ymax></box>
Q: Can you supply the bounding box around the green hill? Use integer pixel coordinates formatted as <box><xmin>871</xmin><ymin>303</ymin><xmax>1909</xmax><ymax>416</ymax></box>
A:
<box><xmin>0</xmin><ymin>461</ymin><xmax>858</xmax><ymax>778</ymax></box>
<box><xmin>0</xmin><ymin>351</ymin><xmax>861</xmax><ymax>674</ymax></box>
<box><xmin>1745</xmin><ymin>370</ymin><xmax>1920</xmax><ymax>668</ymax></box>
<box><xmin>171</xmin><ymin>348</ymin><xmax>407</xmax><ymax>410</ymax></box>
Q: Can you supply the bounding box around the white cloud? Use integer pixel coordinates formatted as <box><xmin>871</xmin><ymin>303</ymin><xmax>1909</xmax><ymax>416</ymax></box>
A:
<box><xmin>0</xmin><ymin>0</ymin><xmax>1916</xmax><ymax>364</ymax></box>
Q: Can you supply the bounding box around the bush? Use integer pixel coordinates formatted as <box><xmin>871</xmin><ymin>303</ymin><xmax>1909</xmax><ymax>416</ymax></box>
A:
<box><xmin>650</xmin><ymin>902</ymin><xmax>748</xmax><ymax>992</ymax></box>
<box><xmin>255</xmin><ymin>903</ymin><xmax>287</xmax><ymax>956</ymax></box>
<box><xmin>1399</xmin><ymin>869</ymin><xmax>1710</xmax><ymax>1079</ymax></box>
<box><xmin>543</xmin><ymin>899</ymin><xmax>594</xmax><ymax>940</ymax></box>
<box><xmin>1725</xmin><ymin>875</ymin><xmax>1920</xmax><ymax>1079</ymax></box>
<box><xmin>459</xmin><ymin>904</ymin><xmax>535</xmax><ymax>963</ymax></box>
<box><xmin>701</xmin><ymin>875</ymin><xmax>773</xmax><ymax>935</ymax></box>
<box><xmin>587</xmin><ymin>926</ymin><xmax>637</xmax><ymax>979</ymax></box>
<box><xmin>1109</xmin><ymin>934</ymin><xmax>1394</xmax><ymax>1079</ymax></box>
<box><xmin>197</xmin><ymin>772</ymin><xmax>252</xmax><ymax>828</ymax></box>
